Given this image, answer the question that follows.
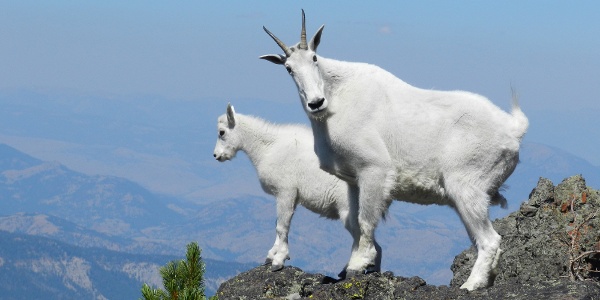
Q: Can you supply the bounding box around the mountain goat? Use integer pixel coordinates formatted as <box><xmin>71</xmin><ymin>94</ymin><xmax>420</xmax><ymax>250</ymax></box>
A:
<box><xmin>213</xmin><ymin>103</ymin><xmax>381</xmax><ymax>274</ymax></box>
<box><xmin>260</xmin><ymin>11</ymin><xmax>528</xmax><ymax>290</ymax></box>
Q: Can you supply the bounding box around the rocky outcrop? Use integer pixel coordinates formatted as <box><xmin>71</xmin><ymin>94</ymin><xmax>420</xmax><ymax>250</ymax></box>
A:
<box><xmin>452</xmin><ymin>175</ymin><xmax>600</xmax><ymax>286</ymax></box>
<box><xmin>215</xmin><ymin>265</ymin><xmax>600</xmax><ymax>299</ymax></box>
<box><xmin>216</xmin><ymin>175</ymin><xmax>600</xmax><ymax>299</ymax></box>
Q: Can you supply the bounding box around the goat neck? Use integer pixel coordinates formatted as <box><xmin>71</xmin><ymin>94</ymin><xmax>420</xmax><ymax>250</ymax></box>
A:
<box><xmin>236</xmin><ymin>115</ymin><xmax>278</xmax><ymax>166</ymax></box>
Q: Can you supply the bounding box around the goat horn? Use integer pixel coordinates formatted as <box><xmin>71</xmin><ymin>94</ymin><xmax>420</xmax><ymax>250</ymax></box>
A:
<box><xmin>263</xmin><ymin>26</ymin><xmax>292</xmax><ymax>57</ymax></box>
<box><xmin>299</xmin><ymin>9</ymin><xmax>307</xmax><ymax>50</ymax></box>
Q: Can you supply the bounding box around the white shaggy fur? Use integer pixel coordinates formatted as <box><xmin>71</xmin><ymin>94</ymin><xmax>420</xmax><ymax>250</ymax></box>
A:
<box><xmin>261</xmin><ymin>11</ymin><xmax>528</xmax><ymax>290</ymax></box>
<box><xmin>213</xmin><ymin>103</ymin><xmax>381</xmax><ymax>274</ymax></box>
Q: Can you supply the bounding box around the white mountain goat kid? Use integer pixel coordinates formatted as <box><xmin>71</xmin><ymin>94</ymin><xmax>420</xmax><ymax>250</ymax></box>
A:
<box><xmin>213</xmin><ymin>103</ymin><xmax>381</xmax><ymax>274</ymax></box>
<box><xmin>260</xmin><ymin>11</ymin><xmax>528</xmax><ymax>290</ymax></box>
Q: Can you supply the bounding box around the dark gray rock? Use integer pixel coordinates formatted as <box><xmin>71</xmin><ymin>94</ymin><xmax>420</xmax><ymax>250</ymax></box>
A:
<box><xmin>215</xmin><ymin>264</ymin><xmax>335</xmax><ymax>299</ymax></box>
<box><xmin>215</xmin><ymin>265</ymin><xmax>600</xmax><ymax>300</ymax></box>
<box><xmin>216</xmin><ymin>176</ymin><xmax>600</xmax><ymax>299</ymax></box>
<box><xmin>527</xmin><ymin>177</ymin><xmax>555</xmax><ymax>207</ymax></box>
<box><xmin>451</xmin><ymin>175</ymin><xmax>600</xmax><ymax>287</ymax></box>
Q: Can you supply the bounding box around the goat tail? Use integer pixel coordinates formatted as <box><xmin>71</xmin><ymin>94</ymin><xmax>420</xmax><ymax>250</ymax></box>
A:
<box><xmin>510</xmin><ymin>89</ymin><xmax>529</xmax><ymax>141</ymax></box>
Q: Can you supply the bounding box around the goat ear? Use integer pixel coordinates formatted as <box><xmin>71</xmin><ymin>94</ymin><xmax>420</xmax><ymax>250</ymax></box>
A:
<box><xmin>309</xmin><ymin>25</ymin><xmax>324</xmax><ymax>52</ymax></box>
<box><xmin>260</xmin><ymin>54</ymin><xmax>286</xmax><ymax>65</ymax></box>
<box><xmin>226</xmin><ymin>103</ymin><xmax>236</xmax><ymax>127</ymax></box>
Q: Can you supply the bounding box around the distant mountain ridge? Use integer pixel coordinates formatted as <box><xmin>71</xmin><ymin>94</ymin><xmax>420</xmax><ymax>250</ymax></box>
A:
<box><xmin>0</xmin><ymin>142</ymin><xmax>42</xmax><ymax>170</ymax></box>
<box><xmin>0</xmin><ymin>143</ymin><xmax>187</xmax><ymax>250</ymax></box>
<box><xmin>0</xmin><ymin>230</ymin><xmax>253</xmax><ymax>299</ymax></box>
<box><xmin>0</xmin><ymin>230</ymin><xmax>171</xmax><ymax>299</ymax></box>
<box><xmin>0</xmin><ymin>213</ymin><xmax>128</xmax><ymax>251</ymax></box>
<box><xmin>0</xmin><ymin>143</ymin><xmax>255</xmax><ymax>296</ymax></box>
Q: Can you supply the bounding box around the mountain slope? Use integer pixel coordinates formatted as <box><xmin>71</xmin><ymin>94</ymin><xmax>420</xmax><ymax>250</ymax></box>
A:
<box><xmin>0</xmin><ymin>143</ymin><xmax>194</xmax><ymax>254</ymax></box>
<box><xmin>0</xmin><ymin>143</ymin><xmax>256</xmax><ymax>296</ymax></box>
<box><xmin>0</xmin><ymin>230</ymin><xmax>172</xmax><ymax>299</ymax></box>
<box><xmin>0</xmin><ymin>230</ymin><xmax>253</xmax><ymax>298</ymax></box>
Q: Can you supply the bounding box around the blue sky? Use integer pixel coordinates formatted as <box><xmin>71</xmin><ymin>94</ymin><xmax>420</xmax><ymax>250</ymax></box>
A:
<box><xmin>1</xmin><ymin>1</ymin><xmax>599</xmax><ymax>166</ymax></box>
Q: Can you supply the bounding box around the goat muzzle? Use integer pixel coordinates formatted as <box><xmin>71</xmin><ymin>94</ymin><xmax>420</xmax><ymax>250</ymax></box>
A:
<box><xmin>308</xmin><ymin>98</ymin><xmax>326</xmax><ymax>111</ymax></box>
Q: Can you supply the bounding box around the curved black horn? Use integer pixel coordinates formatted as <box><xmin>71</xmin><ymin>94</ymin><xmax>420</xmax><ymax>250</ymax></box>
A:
<box><xmin>263</xmin><ymin>26</ymin><xmax>292</xmax><ymax>57</ymax></box>
<box><xmin>299</xmin><ymin>9</ymin><xmax>307</xmax><ymax>50</ymax></box>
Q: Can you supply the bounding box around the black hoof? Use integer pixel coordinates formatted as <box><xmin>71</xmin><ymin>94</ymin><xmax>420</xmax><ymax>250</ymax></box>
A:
<box><xmin>365</xmin><ymin>266</ymin><xmax>379</xmax><ymax>274</ymax></box>
<box><xmin>263</xmin><ymin>258</ymin><xmax>273</xmax><ymax>265</ymax></box>
<box><xmin>271</xmin><ymin>264</ymin><xmax>284</xmax><ymax>272</ymax></box>
<box><xmin>345</xmin><ymin>269</ymin><xmax>363</xmax><ymax>278</ymax></box>
<box><xmin>342</xmin><ymin>266</ymin><xmax>378</xmax><ymax>278</ymax></box>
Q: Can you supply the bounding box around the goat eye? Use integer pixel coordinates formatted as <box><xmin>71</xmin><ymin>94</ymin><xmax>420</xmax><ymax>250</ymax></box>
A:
<box><xmin>285</xmin><ymin>66</ymin><xmax>292</xmax><ymax>73</ymax></box>
<box><xmin>219</xmin><ymin>130</ymin><xmax>225</xmax><ymax>137</ymax></box>
<box><xmin>313</xmin><ymin>55</ymin><xmax>317</xmax><ymax>62</ymax></box>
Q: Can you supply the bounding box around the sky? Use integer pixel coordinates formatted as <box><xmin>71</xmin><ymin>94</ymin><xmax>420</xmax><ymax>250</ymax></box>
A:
<box><xmin>1</xmin><ymin>1</ymin><xmax>599</xmax><ymax>167</ymax></box>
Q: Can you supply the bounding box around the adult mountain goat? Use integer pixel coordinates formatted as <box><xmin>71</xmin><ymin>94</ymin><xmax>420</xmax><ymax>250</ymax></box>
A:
<box><xmin>260</xmin><ymin>11</ymin><xmax>528</xmax><ymax>290</ymax></box>
<box><xmin>213</xmin><ymin>103</ymin><xmax>381</xmax><ymax>274</ymax></box>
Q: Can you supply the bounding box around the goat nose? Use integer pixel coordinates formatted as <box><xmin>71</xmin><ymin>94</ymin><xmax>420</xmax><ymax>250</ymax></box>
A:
<box><xmin>308</xmin><ymin>98</ymin><xmax>325</xmax><ymax>110</ymax></box>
